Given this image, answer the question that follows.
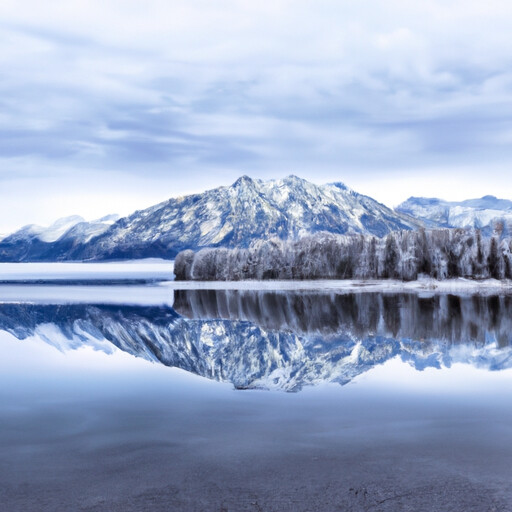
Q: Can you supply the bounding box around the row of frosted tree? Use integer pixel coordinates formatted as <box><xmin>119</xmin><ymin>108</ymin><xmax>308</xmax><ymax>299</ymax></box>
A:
<box><xmin>174</xmin><ymin>228</ymin><xmax>512</xmax><ymax>281</ymax></box>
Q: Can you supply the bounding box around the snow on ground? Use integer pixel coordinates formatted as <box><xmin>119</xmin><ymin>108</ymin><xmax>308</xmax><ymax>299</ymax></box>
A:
<box><xmin>1</xmin><ymin>260</ymin><xmax>511</xmax><ymax>296</ymax></box>
<box><xmin>0</xmin><ymin>260</ymin><xmax>174</xmax><ymax>282</ymax></box>
<box><xmin>161</xmin><ymin>277</ymin><xmax>512</xmax><ymax>295</ymax></box>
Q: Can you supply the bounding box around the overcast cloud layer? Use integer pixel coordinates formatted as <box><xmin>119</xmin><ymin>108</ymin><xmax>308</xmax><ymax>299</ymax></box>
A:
<box><xmin>1</xmin><ymin>0</ymin><xmax>512</xmax><ymax>232</ymax></box>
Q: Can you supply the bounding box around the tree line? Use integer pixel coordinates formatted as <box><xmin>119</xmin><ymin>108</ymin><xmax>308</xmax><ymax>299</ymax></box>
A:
<box><xmin>174</xmin><ymin>228</ymin><xmax>512</xmax><ymax>281</ymax></box>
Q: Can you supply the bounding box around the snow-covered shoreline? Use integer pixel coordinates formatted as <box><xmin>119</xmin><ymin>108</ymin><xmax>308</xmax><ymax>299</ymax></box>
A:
<box><xmin>0</xmin><ymin>260</ymin><xmax>174</xmax><ymax>282</ymax></box>
<box><xmin>161</xmin><ymin>277</ymin><xmax>512</xmax><ymax>295</ymax></box>
<box><xmin>1</xmin><ymin>260</ymin><xmax>512</xmax><ymax>295</ymax></box>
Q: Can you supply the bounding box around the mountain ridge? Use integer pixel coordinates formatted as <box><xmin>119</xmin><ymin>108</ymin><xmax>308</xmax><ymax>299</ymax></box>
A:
<box><xmin>397</xmin><ymin>194</ymin><xmax>512</xmax><ymax>231</ymax></box>
<box><xmin>0</xmin><ymin>175</ymin><xmax>422</xmax><ymax>261</ymax></box>
<box><xmin>3</xmin><ymin>175</ymin><xmax>512</xmax><ymax>263</ymax></box>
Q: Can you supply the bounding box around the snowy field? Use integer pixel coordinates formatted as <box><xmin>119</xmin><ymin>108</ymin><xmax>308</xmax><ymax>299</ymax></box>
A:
<box><xmin>0</xmin><ymin>259</ymin><xmax>174</xmax><ymax>282</ymax></box>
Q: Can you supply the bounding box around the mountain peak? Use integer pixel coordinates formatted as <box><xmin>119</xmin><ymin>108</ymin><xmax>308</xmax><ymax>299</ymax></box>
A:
<box><xmin>232</xmin><ymin>175</ymin><xmax>255</xmax><ymax>188</ymax></box>
<box><xmin>95</xmin><ymin>214</ymin><xmax>120</xmax><ymax>224</ymax></box>
<box><xmin>282</xmin><ymin>174</ymin><xmax>305</xmax><ymax>184</ymax></box>
<box><xmin>397</xmin><ymin>194</ymin><xmax>512</xmax><ymax>230</ymax></box>
<box><xmin>402</xmin><ymin>197</ymin><xmax>443</xmax><ymax>205</ymax></box>
<box><xmin>49</xmin><ymin>215</ymin><xmax>85</xmax><ymax>228</ymax></box>
<box><xmin>0</xmin><ymin>176</ymin><xmax>422</xmax><ymax>261</ymax></box>
<box><xmin>328</xmin><ymin>181</ymin><xmax>349</xmax><ymax>191</ymax></box>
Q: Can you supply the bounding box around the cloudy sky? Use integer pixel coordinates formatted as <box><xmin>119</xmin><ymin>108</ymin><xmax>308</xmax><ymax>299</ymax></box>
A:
<box><xmin>1</xmin><ymin>0</ymin><xmax>512</xmax><ymax>232</ymax></box>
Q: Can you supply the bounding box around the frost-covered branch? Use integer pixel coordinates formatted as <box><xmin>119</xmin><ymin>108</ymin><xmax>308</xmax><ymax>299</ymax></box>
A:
<box><xmin>174</xmin><ymin>228</ymin><xmax>512</xmax><ymax>281</ymax></box>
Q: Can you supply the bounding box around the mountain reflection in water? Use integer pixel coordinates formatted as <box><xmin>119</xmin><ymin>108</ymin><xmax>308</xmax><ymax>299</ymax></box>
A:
<box><xmin>2</xmin><ymin>290</ymin><xmax>512</xmax><ymax>391</ymax></box>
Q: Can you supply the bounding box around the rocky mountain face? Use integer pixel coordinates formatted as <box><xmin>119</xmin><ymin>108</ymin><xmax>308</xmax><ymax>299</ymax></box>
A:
<box><xmin>396</xmin><ymin>195</ymin><xmax>512</xmax><ymax>232</ymax></box>
<box><xmin>4</xmin><ymin>176</ymin><xmax>512</xmax><ymax>263</ymax></box>
<box><xmin>0</xmin><ymin>176</ymin><xmax>420</xmax><ymax>261</ymax></box>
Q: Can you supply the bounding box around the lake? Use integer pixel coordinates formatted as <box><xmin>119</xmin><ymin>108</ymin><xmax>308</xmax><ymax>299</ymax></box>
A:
<box><xmin>1</xmin><ymin>264</ymin><xmax>512</xmax><ymax>511</ymax></box>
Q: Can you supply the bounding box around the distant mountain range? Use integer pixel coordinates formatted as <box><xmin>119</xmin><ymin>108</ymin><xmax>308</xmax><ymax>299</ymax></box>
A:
<box><xmin>397</xmin><ymin>195</ymin><xmax>512</xmax><ymax>232</ymax></box>
<box><xmin>0</xmin><ymin>214</ymin><xmax>119</xmax><ymax>262</ymax></box>
<box><xmin>0</xmin><ymin>175</ymin><xmax>510</xmax><ymax>262</ymax></box>
<box><xmin>0</xmin><ymin>175</ymin><xmax>420</xmax><ymax>261</ymax></box>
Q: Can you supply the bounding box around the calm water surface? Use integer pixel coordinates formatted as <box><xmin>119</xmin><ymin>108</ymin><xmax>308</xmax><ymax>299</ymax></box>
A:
<box><xmin>1</xmin><ymin>281</ymin><xmax>512</xmax><ymax>511</ymax></box>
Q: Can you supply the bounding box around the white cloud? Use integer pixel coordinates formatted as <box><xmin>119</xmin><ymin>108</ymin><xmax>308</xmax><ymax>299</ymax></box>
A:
<box><xmin>1</xmin><ymin>0</ymin><xmax>512</xmax><ymax>230</ymax></box>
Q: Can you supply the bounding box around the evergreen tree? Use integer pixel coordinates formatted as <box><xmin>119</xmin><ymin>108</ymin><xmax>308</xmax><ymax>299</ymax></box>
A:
<box><xmin>488</xmin><ymin>237</ymin><xmax>501</xmax><ymax>279</ymax></box>
<box><xmin>417</xmin><ymin>228</ymin><xmax>431</xmax><ymax>275</ymax></box>
<box><xmin>383</xmin><ymin>234</ymin><xmax>399</xmax><ymax>279</ymax></box>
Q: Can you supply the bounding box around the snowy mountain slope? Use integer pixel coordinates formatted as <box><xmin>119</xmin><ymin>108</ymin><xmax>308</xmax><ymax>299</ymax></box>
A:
<box><xmin>397</xmin><ymin>195</ymin><xmax>512</xmax><ymax>231</ymax></box>
<box><xmin>0</xmin><ymin>215</ymin><xmax>119</xmax><ymax>262</ymax></box>
<box><xmin>65</xmin><ymin>175</ymin><xmax>421</xmax><ymax>261</ymax></box>
<box><xmin>0</xmin><ymin>175</ymin><xmax>421</xmax><ymax>262</ymax></box>
<box><xmin>7</xmin><ymin>215</ymin><xmax>86</xmax><ymax>243</ymax></box>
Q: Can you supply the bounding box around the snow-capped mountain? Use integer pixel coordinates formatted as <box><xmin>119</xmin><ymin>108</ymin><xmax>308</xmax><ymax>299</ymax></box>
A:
<box><xmin>8</xmin><ymin>215</ymin><xmax>86</xmax><ymax>243</ymax></box>
<box><xmin>396</xmin><ymin>195</ymin><xmax>512</xmax><ymax>232</ymax></box>
<box><xmin>0</xmin><ymin>175</ymin><xmax>420</xmax><ymax>262</ymax></box>
<box><xmin>62</xmin><ymin>175</ymin><xmax>422</xmax><ymax>261</ymax></box>
<box><xmin>1</xmin><ymin>291</ymin><xmax>511</xmax><ymax>391</ymax></box>
<box><xmin>0</xmin><ymin>214</ymin><xmax>119</xmax><ymax>262</ymax></box>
